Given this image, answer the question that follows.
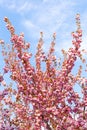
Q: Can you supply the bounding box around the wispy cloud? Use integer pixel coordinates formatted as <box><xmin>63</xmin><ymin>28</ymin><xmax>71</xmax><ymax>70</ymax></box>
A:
<box><xmin>1</xmin><ymin>0</ymin><xmax>87</xmax><ymax>54</ymax></box>
<box><xmin>22</xmin><ymin>1</ymin><xmax>75</xmax><ymax>38</ymax></box>
<box><xmin>17</xmin><ymin>2</ymin><xmax>37</xmax><ymax>15</ymax></box>
<box><xmin>0</xmin><ymin>0</ymin><xmax>37</xmax><ymax>15</ymax></box>
<box><xmin>24</xmin><ymin>20</ymin><xmax>35</xmax><ymax>29</ymax></box>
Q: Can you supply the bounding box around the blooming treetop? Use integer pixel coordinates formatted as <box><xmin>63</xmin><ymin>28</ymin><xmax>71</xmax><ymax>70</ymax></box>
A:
<box><xmin>0</xmin><ymin>14</ymin><xmax>87</xmax><ymax>130</ymax></box>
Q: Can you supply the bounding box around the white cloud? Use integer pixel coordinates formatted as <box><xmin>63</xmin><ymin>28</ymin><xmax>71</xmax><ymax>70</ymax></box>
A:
<box><xmin>17</xmin><ymin>2</ymin><xmax>37</xmax><ymax>15</ymax></box>
<box><xmin>0</xmin><ymin>0</ymin><xmax>37</xmax><ymax>15</ymax></box>
<box><xmin>0</xmin><ymin>0</ymin><xmax>4</xmax><ymax>5</ymax></box>
<box><xmin>22</xmin><ymin>1</ymin><xmax>75</xmax><ymax>38</ymax></box>
<box><xmin>0</xmin><ymin>0</ymin><xmax>15</xmax><ymax>9</ymax></box>
<box><xmin>20</xmin><ymin>0</ymin><xmax>76</xmax><ymax>55</ymax></box>
<box><xmin>17</xmin><ymin>2</ymin><xmax>31</xmax><ymax>12</ymax></box>
<box><xmin>1</xmin><ymin>0</ymin><xmax>85</xmax><ymax>55</ymax></box>
<box><xmin>24</xmin><ymin>20</ymin><xmax>35</xmax><ymax>29</ymax></box>
<box><xmin>43</xmin><ymin>0</ymin><xmax>47</xmax><ymax>2</ymax></box>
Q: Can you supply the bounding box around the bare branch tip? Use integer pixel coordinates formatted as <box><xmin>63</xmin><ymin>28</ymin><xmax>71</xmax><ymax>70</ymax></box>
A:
<box><xmin>4</xmin><ymin>17</ymin><xmax>8</xmax><ymax>22</ymax></box>
<box><xmin>40</xmin><ymin>32</ymin><xmax>43</xmax><ymax>38</ymax></box>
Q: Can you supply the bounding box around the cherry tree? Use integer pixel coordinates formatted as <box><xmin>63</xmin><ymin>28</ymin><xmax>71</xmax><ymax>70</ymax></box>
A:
<box><xmin>0</xmin><ymin>14</ymin><xmax>87</xmax><ymax>130</ymax></box>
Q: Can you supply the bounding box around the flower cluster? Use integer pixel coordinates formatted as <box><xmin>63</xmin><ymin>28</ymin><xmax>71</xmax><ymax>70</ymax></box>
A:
<box><xmin>0</xmin><ymin>14</ymin><xmax>87</xmax><ymax>130</ymax></box>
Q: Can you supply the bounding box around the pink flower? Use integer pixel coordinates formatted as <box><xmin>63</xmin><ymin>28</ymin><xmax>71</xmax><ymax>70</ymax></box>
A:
<box><xmin>3</xmin><ymin>66</ymin><xmax>9</xmax><ymax>73</ymax></box>
<box><xmin>22</xmin><ymin>52</ymin><xmax>32</xmax><ymax>60</ymax></box>
<box><xmin>11</xmin><ymin>34</ymin><xmax>18</xmax><ymax>43</ymax></box>
<box><xmin>0</xmin><ymin>75</ymin><xmax>3</xmax><ymax>82</ymax></box>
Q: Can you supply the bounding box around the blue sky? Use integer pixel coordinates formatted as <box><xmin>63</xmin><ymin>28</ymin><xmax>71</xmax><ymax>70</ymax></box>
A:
<box><xmin>0</xmin><ymin>0</ymin><xmax>87</xmax><ymax>53</ymax></box>
<box><xmin>0</xmin><ymin>0</ymin><xmax>87</xmax><ymax>92</ymax></box>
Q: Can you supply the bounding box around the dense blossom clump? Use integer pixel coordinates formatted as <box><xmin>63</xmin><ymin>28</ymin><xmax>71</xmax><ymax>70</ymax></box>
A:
<box><xmin>0</xmin><ymin>14</ymin><xmax>87</xmax><ymax>130</ymax></box>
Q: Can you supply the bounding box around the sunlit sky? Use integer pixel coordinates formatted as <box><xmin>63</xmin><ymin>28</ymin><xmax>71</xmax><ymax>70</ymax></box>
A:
<box><xmin>0</xmin><ymin>0</ymin><xmax>87</xmax><ymax>87</ymax></box>
<box><xmin>0</xmin><ymin>0</ymin><xmax>87</xmax><ymax>52</ymax></box>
